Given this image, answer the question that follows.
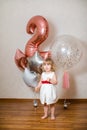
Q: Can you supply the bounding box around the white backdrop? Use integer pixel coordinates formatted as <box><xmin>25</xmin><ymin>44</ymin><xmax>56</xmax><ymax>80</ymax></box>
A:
<box><xmin>0</xmin><ymin>0</ymin><xmax>87</xmax><ymax>99</ymax></box>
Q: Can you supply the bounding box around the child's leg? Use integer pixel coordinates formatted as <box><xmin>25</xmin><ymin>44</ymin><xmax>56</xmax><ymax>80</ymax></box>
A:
<box><xmin>50</xmin><ymin>103</ymin><xmax>55</xmax><ymax>120</ymax></box>
<box><xmin>41</xmin><ymin>103</ymin><xmax>49</xmax><ymax>119</ymax></box>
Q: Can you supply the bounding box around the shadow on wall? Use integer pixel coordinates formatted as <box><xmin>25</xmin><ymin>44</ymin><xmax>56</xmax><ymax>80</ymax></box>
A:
<box><xmin>67</xmin><ymin>73</ymin><xmax>77</xmax><ymax>98</ymax></box>
<box><xmin>70</xmin><ymin>40</ymin><xmax>87</xmax><ymax>76</ymax></box>
<box><xmin>57</xmin><ymin>72</ymin><xmax>77</xmax><ymax>99</ymax></box>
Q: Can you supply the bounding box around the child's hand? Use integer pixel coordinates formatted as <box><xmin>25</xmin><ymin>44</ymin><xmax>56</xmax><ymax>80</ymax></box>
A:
<box><xmin>35</xmin><ymin>87</ymin><xmax>40</xmax><ymax>92</ymax></box>
<box><xmin>47</xmin><ymin>78</ymin><xmax>51</xmax><ymax>82</ymax></box>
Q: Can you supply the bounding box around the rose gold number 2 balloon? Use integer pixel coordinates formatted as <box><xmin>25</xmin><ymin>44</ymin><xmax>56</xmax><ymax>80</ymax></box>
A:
<box><xmin>25</xmin><ymin>15</ymin><xmax>49</xmax><ymax>57</ymax></box>
<box><xmin>14</xmin><ymin>15</ymin><xmax>50</xmax><ymax>70</ymax></box>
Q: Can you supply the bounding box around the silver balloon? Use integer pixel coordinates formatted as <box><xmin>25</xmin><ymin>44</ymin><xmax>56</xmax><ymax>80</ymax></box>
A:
<box><xmin>23</xmin><ymin>68</ymin><xmax>38</xmax><ymax>88</ymax></box>
<box><xmin>27</xmin><ymin>51</ymin><xmax>43</xmax><ymax>73</ymax></box>
<box><xmin>51</xmin><ymin>35</ymin><xmax>82</xmax><ymax>70</ymax></box>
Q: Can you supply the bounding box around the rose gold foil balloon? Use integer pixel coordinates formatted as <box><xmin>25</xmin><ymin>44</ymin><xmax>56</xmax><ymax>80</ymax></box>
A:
<box><xmin>40</xmin><ymin>51</ymin><xmax>51</xmax><ymax>59</ymax></box>
<box><xmin>14</xmin><ymin>15</ymin><xmax>50</xmax><ymax>71</ymax></box>
<box><xmin>25</xmin><ymin>15</ymin><xmax>49</xmax><ymax>57</ymax></box>
<box><xmin>14</xmin><ymin>49</ymin><xmax>27</xmax><ymax>70</ymax></box>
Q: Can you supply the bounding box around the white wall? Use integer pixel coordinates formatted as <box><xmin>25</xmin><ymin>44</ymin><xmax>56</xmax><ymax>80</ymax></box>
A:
<box><xmin>0</xmin><ymin>0</ymin><xmax>87</xmax><ymax>99</ymax></box>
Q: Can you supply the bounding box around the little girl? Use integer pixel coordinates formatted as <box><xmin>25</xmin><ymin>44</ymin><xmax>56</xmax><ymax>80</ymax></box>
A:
<box><xmin>35</xmin><ymin>58</ymin><xmax>58</xmax><ymax>120</ymax></box>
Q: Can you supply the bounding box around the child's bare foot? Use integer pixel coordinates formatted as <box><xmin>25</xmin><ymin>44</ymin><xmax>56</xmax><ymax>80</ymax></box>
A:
<box><xmin>41</xmin><ymin>115</ymin><xmax>48</xmax><ymax>119</ymax></box>
<box><xmin>51</xmin><ymin>116</ymin><xmax>55</xmax><ymax>120</ymax></box>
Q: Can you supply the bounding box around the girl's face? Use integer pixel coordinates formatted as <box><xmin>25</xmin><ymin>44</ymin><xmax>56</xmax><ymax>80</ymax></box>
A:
<box><xmin>43</xmin><ymin>62</ymin><xmax>51</xmax><ymax>72</ymax></box>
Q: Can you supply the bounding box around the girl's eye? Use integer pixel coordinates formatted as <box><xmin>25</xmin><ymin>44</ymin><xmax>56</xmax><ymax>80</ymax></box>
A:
<box><xmin>47</xmin><ymin>63</ymin><xmax>51</xmax><ymax>66</ymax></box>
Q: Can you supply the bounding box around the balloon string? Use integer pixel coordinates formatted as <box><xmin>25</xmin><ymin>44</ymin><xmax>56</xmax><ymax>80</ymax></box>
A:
<box><xmin>32</xmin><ymin>88</ymin><xmax>38</xmax><ymax>99</ymax></box>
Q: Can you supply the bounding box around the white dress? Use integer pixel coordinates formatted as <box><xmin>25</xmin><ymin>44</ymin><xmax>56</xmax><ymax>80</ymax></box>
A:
<box><xmin>40</xmin><ymin>72</ymin><xmax>57</xmax><ymax>105</ymax></box>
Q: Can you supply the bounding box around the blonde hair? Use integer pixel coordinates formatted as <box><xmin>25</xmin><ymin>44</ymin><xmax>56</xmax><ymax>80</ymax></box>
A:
<box><xmin>41</xmin><ymin>58</ymin><xmax>55</xmax><ymax>72</ymax></box>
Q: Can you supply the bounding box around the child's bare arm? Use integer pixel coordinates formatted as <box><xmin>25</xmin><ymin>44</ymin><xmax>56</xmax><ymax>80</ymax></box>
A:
<box><xmin>35</xmin><ymin>79</ymin><xmax>42</xmax><ymax>92</ymax></box>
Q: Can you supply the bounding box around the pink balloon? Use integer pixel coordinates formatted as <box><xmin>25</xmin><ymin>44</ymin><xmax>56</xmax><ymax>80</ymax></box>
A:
<box><xmin>40</xmin><ymin>51</ymin><xmax>51</xmax><ymax>59</ymax></box>
<box><xmin>25</xmin><ymin>15</ymin><xmax>49</xmax><ymax>57</ymax></box>
<box><xmin>14</xmin><ymin>15</ymin><xmax>50</xmax><ymax>71</ymax></box>
<box><xmin>14</xmin><ymin>49</ymin><xmax>27</xmax><ymax>70</ymax></box>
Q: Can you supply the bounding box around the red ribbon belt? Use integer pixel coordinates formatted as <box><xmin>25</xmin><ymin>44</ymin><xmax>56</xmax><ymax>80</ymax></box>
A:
<box><xmin>42</xmin><ymin>80</ymin><xmax>52</xmax><ymax>84</ymax></box>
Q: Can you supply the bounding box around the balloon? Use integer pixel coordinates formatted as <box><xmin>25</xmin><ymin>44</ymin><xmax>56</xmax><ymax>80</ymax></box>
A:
<box><xmin>40</xmin><ymin>51</ymin><xmax>51</xmax><ymax>59</ymax></box>
<box><xmin>27</xmin><ymin>51</ymin><xmax>43</xmax><ymax>73</ymax></box>
<box><xmin>14</xmin><ymin>15</ymin><xmax>51</xmax><ymax>91</ymax></box>
<box><xmin>25</xmin><ymin>15</ymin><xmax>49</xmax><ymax>57</ymax></box>
<box><xmin>23</xmin><ymin>68</ymin><xmax>38</xmax><ymax>88</ymax></box>
<box><xmin>14</xmin><ymin>49</ymin><xmax>27</xmax><ymax>70</ymax></box>
<box><xmin>14</xmin><ymin>15</ymin><xmax>50</xmax><ymax>71</ymax></box>
<box><xmin>51</xmin><ymin>35</ymin><xmax>82</xmax><ymax>70</ymax></box>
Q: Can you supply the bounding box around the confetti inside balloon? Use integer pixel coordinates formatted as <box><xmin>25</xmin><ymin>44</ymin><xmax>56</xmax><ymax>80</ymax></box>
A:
<box><xmin>51</xmin><ymin>35</ymin><xmax>82</xmax><ymax>70</ymax></box>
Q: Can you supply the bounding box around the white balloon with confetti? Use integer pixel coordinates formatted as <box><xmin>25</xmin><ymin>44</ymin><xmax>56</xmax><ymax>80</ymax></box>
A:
<box><xmin>51</xmin><ymin>35</ymin><xmax>82</xmax><ymax>70</ymax></box>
